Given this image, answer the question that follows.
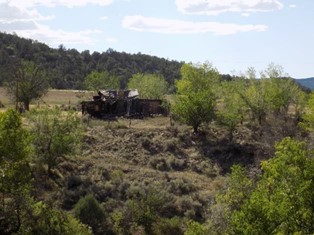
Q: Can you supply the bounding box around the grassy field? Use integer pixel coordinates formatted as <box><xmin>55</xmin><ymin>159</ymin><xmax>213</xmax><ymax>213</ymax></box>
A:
<box><xmin>0</xmin><ymin>87</ymin><xmax>94</xmax><ymax>108</ymax></box>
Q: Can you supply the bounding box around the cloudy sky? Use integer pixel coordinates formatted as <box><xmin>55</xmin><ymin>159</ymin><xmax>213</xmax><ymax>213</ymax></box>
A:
<box><xmin>0</xmin><ymin>0</ymin><xmax>313</xmax><ymax>78</ymax></box>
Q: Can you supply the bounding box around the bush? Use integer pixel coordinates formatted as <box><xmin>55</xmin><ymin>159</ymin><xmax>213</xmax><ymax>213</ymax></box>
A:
<box><xmin>67</xmin><ymin>175</ymin><xmax>83</xmax><ymax>189</ymax></box>
<box><xmin>149</xmin><ymin>158</ymin><xmax>171</xmax><ymax>171</ymax></box>
<box><xmin>167</xmin><ymin>178</ymin><xmax>196</xmax><ymax>196</ymax></box>
<box><xmin>167</xmin><ymin>157</ymin><xmax>187</xmax><ymax>171</ymax></box>
<box><xmin>152</xmin><ymin>217</ymin><xmax>184</xmax><ymax>235</ymax></box>
<box><xmin>74</xmin><ymin>194</ymin><xmax>105</xmax><ymax>234</ymax></box>
<box><xmin>184</xmin><ymin>220</ymin><xmax>209</xmax><ymax>235</ymax></box>
<box><xmin>28</xmin><ymin>108</ymin><xmax>83</xmax><ymax>173</ymax></box>
<box><xmin>19</xmin><ymin>201</ymin><xmax>92</xmax><ymax>235</ymax></box>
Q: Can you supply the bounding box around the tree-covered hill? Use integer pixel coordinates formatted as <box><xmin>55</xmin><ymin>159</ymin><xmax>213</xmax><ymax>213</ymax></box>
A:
<box><xmin>294</xmin><ymin>77</ymin><xmax>314</xmax><ymax>90</ymax></box>
<box><xmin>0</xmin><ymin>32</ymin><xmax>183</xmax><ymax>90</ymax></box>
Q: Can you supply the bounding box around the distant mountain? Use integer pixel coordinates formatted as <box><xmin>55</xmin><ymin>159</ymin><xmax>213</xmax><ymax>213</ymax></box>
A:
<box><xmin>294</xmin><ymin>77</ymin><xmax>314</xmax><ymax>90</ymax></box>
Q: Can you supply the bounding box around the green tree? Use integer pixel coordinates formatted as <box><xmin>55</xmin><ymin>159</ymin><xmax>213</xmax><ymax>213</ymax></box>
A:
<box><xmin>19</xmin><ymin>201</ymin><xmax>92</xmax><ymax>235</ymax></box>
<box><xmin>74</xmin><ymin>194</ymin><xmax>105</xmax><ymax>234</ymax></box>
<box><xmin>207</xmin><ymin>165</ymin><xmax>253</xmax><ymax>234</ymax></box>
<box><xmin>237</xmin><ymin>73</ymin><xmax>268</xmax><ymax>125</ymax></box>
<box><xmin>152</xmin><ymin>217</ymin><xmax>183</xmax><ymax>235</ymax></box>
<box><xmin>172</xmin><ymin>63</ymin><xmax>219</xmax><ymax>132</ymax></box>
<box><xmin>112</xmin><ymin>188</ymin><xmax>166</xmax><ymax>234</ymax></box>
<box><xmin>127</xmin><ymin>73</ymin><xmax>169</xmax><ymax>99</ymax></box>
<box><xmin>84</xmin><ymin>71</ymin><xmax>121</xmax><ymax>91</ymax></box>
<box><xmin>230</xmin><ymin>138</ymin><xmax>314</xmax><ymax>234</ymax></box>
<box><xmin>299</xmin><ymin>92</ymin><xmax>314</xmax><ymax>132</ymax></box>
<box><xmin>262</xmin><ymin>63</ymin><xmax>305</xmax><ymax>117</ymax></box>
<box><xmin>184</xmin><ymin>220</ymin><xmax>209</xmax><ymax>235</ymax></box>
<box><xmin>4</xmin><ymin>60</ymin><xmax>49</xmax><ymax>111</ymax></box>
<box><xmin>217</xmin><ymin>81</ymin><xmax>246</xmax><ymax>142</ymax></box>
<box><xmin>28</xmin><ymin>108</ymin><xmax>82</xmax><ymax>174</ymax></box>
<box><xmin>0</xmin><ymin>110</ymin><xmax>33</xmax><ymax>234</ymax></box>
<box><xmin>237</xmin><ymin>64</ymin><xmax>305</xmax><ymax>125</ymax></box>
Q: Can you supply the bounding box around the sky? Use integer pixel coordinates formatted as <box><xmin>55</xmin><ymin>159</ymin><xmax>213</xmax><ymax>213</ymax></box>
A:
<box><xmin>0</xmin><ymin>0</ymin><xmax>313</xmax><ymax>78</ymax></box>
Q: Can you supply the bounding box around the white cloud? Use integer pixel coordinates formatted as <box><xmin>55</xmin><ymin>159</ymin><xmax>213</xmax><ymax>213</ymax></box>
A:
<box><xmin>122</xmin><ymin>15</ymin><xmax>267</xmax><ymax>35</ymax></box>
<box><xmin>10</xmin><ymin>22</ymin><xmax>102</xmax><ymax>46</ymax></box>
<box><xmin>4</xmin><ymin>0</ymin><xmax>113</xmax><ymax>9</ymax></box>
<box><xmin>289</xmin><ymin>4</ymin><xmax>296</xmax><ymax>8</ymax></box>
<box><xmin>175</xmin><ymin>0</ymin><xmax>284</xmax><ymax>15</ymax></box>
<box><xmin>106</xmin><ymin>37</ymin><xmax>117</xmax><ymax>43</ymax></box>
<box><xmin>0</xmin><ymin>0</ymin><xmax>109</xmax><ymax>47</ymax></box>
<box><xmin>100</xmin><ymin>16</ymin><xmax>108</xmax><ymax>21</ymax></box>
<box><xmin>0</xmin><ymin>2</ymin><xmax>54</xmax><ymax>25</ymax></box>
<box><xmin>241</xmin><ymin>13</ymin><xmax>250</xmax><ymax>17</ymax></box>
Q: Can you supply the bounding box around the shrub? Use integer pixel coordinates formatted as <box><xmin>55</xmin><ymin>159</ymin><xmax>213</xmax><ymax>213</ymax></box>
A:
<box><xmin>74</xmin><ymin>194</ymin><xmax>105</xmax><ymax>234</ymax></box>
<box><xmin>167</xmin><ymin>157</ymin><xmax>187</xmax><ymax>171</ymax></box>
<box><xmin>184</xmin><ymin>220</ymin><xmax>209</xmax><ymax>235</ymax></box>
<box><xmin>67</xmin><ymin>175</ymin><xmax>83</xmax><ymax>190</ymax></box>
<box><xmin>152</xmin><ymin>217</ymin><xmax>184</xmax><ymax>235</ymax></box>
<box><xmin>167</xmin><ymin>178</ymin><xmax>196</xmax><ymax>196</ymax></box>
<box><xmin>149</xmin><ymin>158</ymin><xmax>171</xmax><ymax>171</ymax></box>
<box><xmin>19</xmin><ymin>201</ymin><xmax>92</xmax><ymax>235</ymax></box>
<box><xmin>28</xmin><ymin>108</ymin><xmax>83</xmax><ymax>174</ymax></box>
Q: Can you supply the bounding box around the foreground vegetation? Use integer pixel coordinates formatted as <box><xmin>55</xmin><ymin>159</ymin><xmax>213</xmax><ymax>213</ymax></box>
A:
<box><xmin>1</xmin><ymin>106</ymin><xmax>313</xmax><ymax>234</ymax></box>
<box><xmin>0</xmin><ymin>32</ymin><xmax>313</xmax><ymax>235</ymax></box>
<box><xmin>1</xmin><ymin>69</ymin><xmax>314</xmax><ymax>234</ymax></box>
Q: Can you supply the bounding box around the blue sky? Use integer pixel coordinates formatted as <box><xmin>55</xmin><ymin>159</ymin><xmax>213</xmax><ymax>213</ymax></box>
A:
<box><xmin>0</xmin><ymin>0</ymin><xmax>313</xmax><ymax>78</ymax></box>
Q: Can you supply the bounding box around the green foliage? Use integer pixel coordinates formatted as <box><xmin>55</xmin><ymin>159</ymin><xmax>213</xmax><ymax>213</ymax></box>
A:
<box><xmin>28</xmin><ymin>108</ymin><xmax>82</xmax><ymax>173</ymax></box>
<box><xmin>74</xmin><ymin>194</ymin><xmax>105</xmax><ymax>234</ymax></box>
<box><xmin>206</xmin><ymin>165</ymin><xmax>253</xmax><ymax>234</ymax></box>
<box><xmin>84</xmin><ymin>70</ymin><xmax>121</xmax><ymax>91</ymax></box>
<box><xmin>0</xmin><ymin>109</ymin><xmax>32</xmax><ymax>194</ymax></box>
<box><xmin>300</xmin><ymin>92</ymin><xmax>314</xmax><ymax>131</ymax></box>
<box><xmin>0</xmin><ymin>32</ymin><xmax>183</xmax><ymax>89</ymax></box>
<box><xmin>112</xmin><ymin>188</ymin><xmax>166</xmax><ymax>234</ymax></box>
<box><xmin>19</xmin><ymin>201</ymin><xmax>92</xmax><ymax>235</ymax></box>
<box><xmin>4</xmin><ymin>60</ymin><xmax>49</xmax><ymax>110</ymax></box>
<box><xmin>217</xmin><ymin>81</ymin><xmax>245</xmax><ymax>141</ymax></box>
<box><xmin>237</xmin><ymin>76</ymin><xmax>268</xmax><ymax>125</ymax></box>
<box><xmin>127</xmin><ymin>73</ymin><xmax>169</xmax><ymax>99</ymax></box>
<box><xmin>0</xmin><ymin>109</ymin><xmax>31</xmax><ymax>164</ymax></box>
<box><xmin>237</xmin><ymin>64</ymin><xmax>306</xmax><ymax>125</ymax></box>
<box><xmin>0</xmin><ymin>110</ymin><xmax>33</xmax><ymax>234</ymax></box>
<box><xmin>152</xmin><ymin>217</ymin><xmax>183</xmax><ymax>235</ymax></box>
<box><xmin>217</xmin><ymin>165</ymin><xmax>253</xmax><ymax>211</ymax></box>
<box><xmin>172</xmin><ymin>62</ymin><xmax>219</xmax><ymax>132</ymax></box>
<box><xmin>184</xmin><ymin>220</ymin><xmax>209</xmax><ymax>235</ymax></box>
<box><xmin>230</xmin><ymin>138</ymin><xmax>314</xmax><ymax>234</ymax></box>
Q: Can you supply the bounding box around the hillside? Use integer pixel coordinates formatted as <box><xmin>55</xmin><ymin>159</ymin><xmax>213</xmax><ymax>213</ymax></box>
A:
<box><xmin>30</xmin><ymin>112</ymin><xmax>302</xmax><ymax>234</ymax></box>
<box><xmin>0</xmin><ymin>32</ymin><xmax>183</xmax><ymax>90</ymax></box>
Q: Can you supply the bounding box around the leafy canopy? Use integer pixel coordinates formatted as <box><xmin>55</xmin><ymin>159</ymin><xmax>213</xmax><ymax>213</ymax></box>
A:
<box><xmin>172</xmin><ymin>62</ymin><xmax>220</xmax><ymax>132</ymax></box>
<box><xmin>74</xmin><ymin>194</ymin><xmax>105</xmax><ymax>234</ymax></box>
<box><xmin>216</xmin><ymin>81</ymin><xmax>246</xmax><ymax>141</ymax></box>
<box><xmin>237</xmin><ymin>63</ymin><xmax>305</xmax><ymax>125</ymax></box>
<box><xmin>0</xmin><ymin>110</ymin><xmax>33</xmax><ymax>234</ymax></box>
<box><xmin>230</xmin><ymin>138</ymin><xmax>314</xmax><ymax>234</ymax></box>
<box><xmin>84</xmin><ymin>70</ymin><xmax>121</xmax><ymax>91</ymax></box>
<box><xmin>28</xmin><ymin>108</ymin><xmax>83</xmax><ymax>173</ymax></box>
<box><xmin>127</xmin><ymin>73</ymin><xmax>168</xmax><ymax>99</ymax></box>
<box><xmin>4</xmin><ymin>60</ymin><xmax>49</xmax><ymax>110</ymax></box>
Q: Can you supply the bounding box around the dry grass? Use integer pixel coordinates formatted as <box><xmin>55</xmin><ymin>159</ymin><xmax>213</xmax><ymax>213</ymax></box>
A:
<box><xmin>88</xmin><ymin>116</ymin><xmax>174</xmax><ymax>130</ymax></box>
<box><xmin>0</xmin><ymin>87</ymin><xmax>94</xmax><ymax>108</ymax></box>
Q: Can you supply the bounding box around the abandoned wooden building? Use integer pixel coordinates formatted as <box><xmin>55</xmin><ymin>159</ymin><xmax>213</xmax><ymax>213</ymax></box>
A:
<box><xmin>81</xmin><ymin>89</ymin><xmax>165</xmax><ymax>118</ymax></box>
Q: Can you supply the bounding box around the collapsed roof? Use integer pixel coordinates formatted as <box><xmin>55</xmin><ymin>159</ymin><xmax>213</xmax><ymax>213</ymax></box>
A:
<box><xmin>97</xmin><ymin>89</ymin><xmax>139</xmax><ymax>101</ymax></box>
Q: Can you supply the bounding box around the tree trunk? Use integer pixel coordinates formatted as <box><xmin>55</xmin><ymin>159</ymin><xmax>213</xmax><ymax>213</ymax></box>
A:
<box><xmin>193</xmin><ymin>124</ymin><xmax>199</xmax><ymax>133</ymax></box>
<box><xmin>229</xmin><ymin>127</ymin><xmax>234</xmax><ymax>143</ymax></box>
<box><xmin>23</xmin><ymin>101</ymin><xmax>30</xmax><ymax>111</ymax></box>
